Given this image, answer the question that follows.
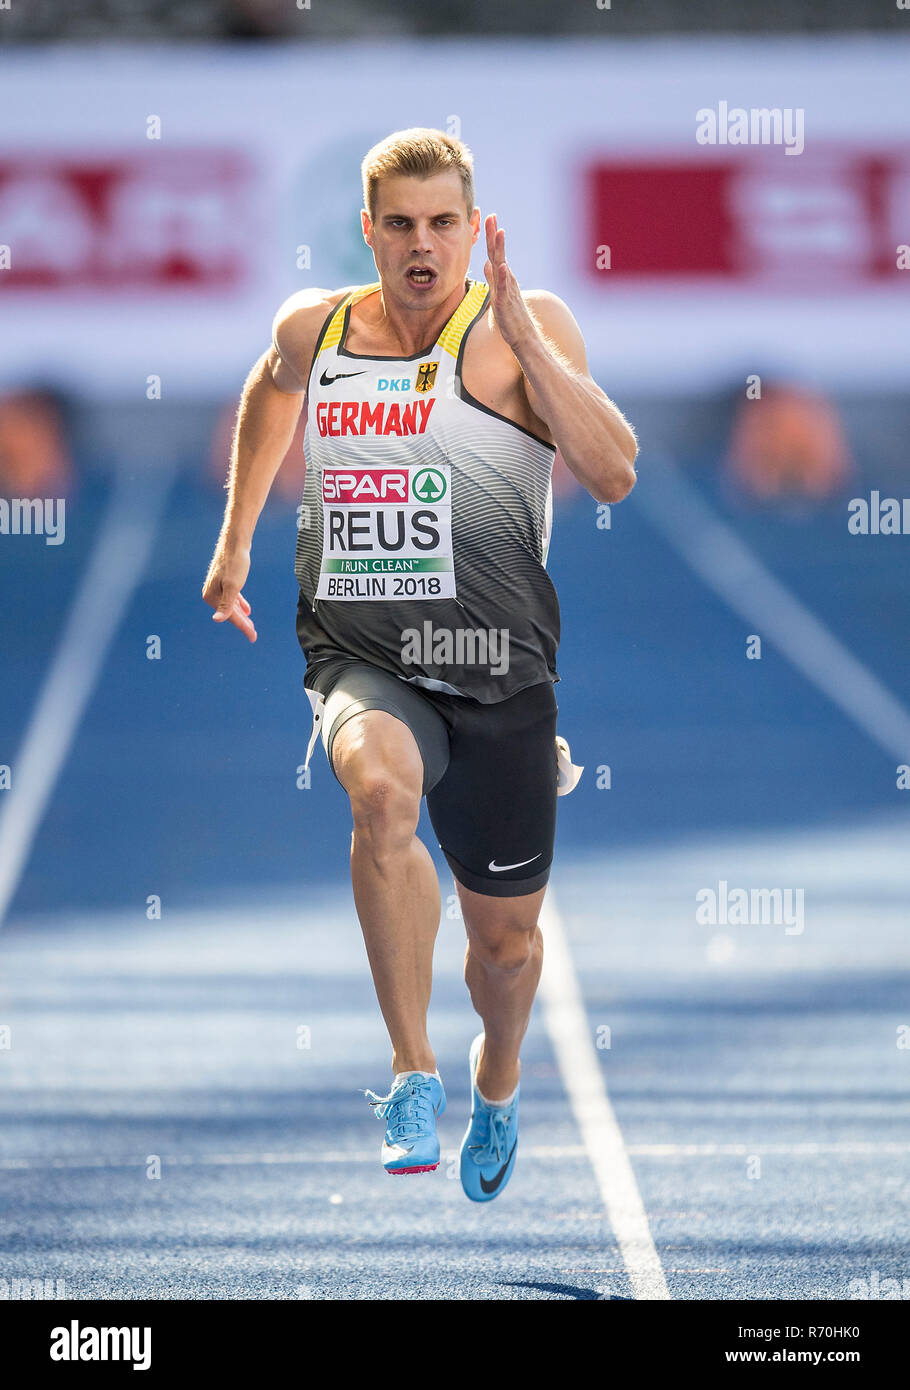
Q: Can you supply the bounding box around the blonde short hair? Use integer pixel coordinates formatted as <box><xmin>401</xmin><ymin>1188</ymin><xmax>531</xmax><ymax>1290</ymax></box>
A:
<box><xmin>361</xmin><ymin>128</ymin><xmax>475</xmax><ymax>221</ymax></box>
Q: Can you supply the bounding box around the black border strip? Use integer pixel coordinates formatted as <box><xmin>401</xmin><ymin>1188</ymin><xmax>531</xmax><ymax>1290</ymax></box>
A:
<box><xmin>305</xmin><ymin>296</ymin><xmax>350</xmax><ymax>398</ymax></box>
<box><xmin>454</xmin><ymin>289</ymin><xmax>557</xmax><ymax>452</ymax></box>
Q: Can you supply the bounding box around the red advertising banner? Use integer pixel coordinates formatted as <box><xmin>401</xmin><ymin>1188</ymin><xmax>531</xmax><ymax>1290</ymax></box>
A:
<box><xmin>584</xmin><ymin>150</ymin><xmax>910</xmax><ymax>283</ymax></box>
<box><xmin>0</xmin><ymin>151</ymin><xmax>254</xmax><ymax>290</ymax></box>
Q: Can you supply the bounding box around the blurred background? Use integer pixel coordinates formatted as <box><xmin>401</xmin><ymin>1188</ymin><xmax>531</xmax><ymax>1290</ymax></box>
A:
<box><xmin>1</xmin><ymin>2</ymin><xmax>907</xmax><ymax>917</ymax></box>
<box><xmin>0</xmin><ymin>1</ymin><xmax>909</xmax><ymax>1302</ymax></box>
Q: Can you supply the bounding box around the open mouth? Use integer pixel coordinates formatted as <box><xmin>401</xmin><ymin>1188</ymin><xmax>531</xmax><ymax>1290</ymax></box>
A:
<box><xmin>406</xmin><ymin>266</ymin><xmax>437</xmax><ymax>288</ymax></box>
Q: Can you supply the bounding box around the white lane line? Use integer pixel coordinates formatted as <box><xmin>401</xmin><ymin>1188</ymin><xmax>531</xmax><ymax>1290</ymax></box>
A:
<box><xmin>2</xmin><ymin>1139</ymin><xmax>907</xmax><ymax>1174</ymax></box>
<box><xmin>634</xmin><ymin>453</ymin><xmax>910</xmax><ymax>762</ymax></box>
<box><xmin>0</xmin><ymin>462</ymin><xmax>177</xmax><ymax>929</ymax></box>
<box><xmin>539</xmin><ymin>888</ymin><xmax>671</xmax><ymax>1300</ymax></box>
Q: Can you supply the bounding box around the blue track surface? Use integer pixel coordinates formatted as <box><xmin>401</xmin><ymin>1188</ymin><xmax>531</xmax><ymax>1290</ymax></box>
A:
<box><xmin>2</xmin><ymin>436</ymin><xmax>909</xmax><ymax>1299</ymax></box>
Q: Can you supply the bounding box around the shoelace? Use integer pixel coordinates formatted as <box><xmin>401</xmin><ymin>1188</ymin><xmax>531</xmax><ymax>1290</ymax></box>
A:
<box><xmin>469</xmin><ymin>1103</ymin><xmax>515</xmax><ymax>1165</ymax></box>
<box><xmin>364</xmin><ymin>1076</ymin><xmax>435</xmax><ymax>1144</ymax></box>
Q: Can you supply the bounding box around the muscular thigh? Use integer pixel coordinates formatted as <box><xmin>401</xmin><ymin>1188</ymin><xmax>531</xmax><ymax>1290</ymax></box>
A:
<box><xmin>311</xmin><ymin>659</ymin><xmax>452</xmax><ymax>798</ymax></box>
<box><xmin>456</xmin><ymin>880</ymin><xmax>547</xmax><ymax>942</ymax></box>
<box><xmin>332</xmin><ymin>708</ymin><xmax>423</xmax><ymax>800</ymax></box>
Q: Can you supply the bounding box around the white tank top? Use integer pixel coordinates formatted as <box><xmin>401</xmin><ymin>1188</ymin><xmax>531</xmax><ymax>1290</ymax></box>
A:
<box><xmin>291</xmin><ymin>277</ymin><xmax>560</xmax><ymax>703</ymax></box>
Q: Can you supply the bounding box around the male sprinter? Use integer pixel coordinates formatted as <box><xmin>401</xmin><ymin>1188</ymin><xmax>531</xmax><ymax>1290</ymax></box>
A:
<box><xmin>202</xmin><ymin>130</ymin><xmax>637</xmax><ymax>1201</ymax></box>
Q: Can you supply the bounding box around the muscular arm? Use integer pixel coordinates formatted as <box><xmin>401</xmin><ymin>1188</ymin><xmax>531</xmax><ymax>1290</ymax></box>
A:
<box><xmin>222</xmin><ymin>285</ymin><xmax>354</xmax><ymax>547</ymax></box>
<box><xmin>202</xmin><ymin>288</ymin><xmax>342</xmax><ymax>639</ymax></box>
<box><xmin>517</xmin><ymin>291</ymin><xmax>638</xmax><ymax>505</ymax></box>
<box><xmin>220</xmin><ymin>350</ymin><xmax>305</xmax><ymax>551</ymax></box>
<box><xmin>482</xmin><ymin>215</ymin><xmax>637</xmax><ymax>505</ymax></box>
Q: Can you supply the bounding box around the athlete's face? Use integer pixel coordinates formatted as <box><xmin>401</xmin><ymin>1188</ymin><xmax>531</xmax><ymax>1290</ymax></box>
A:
<box><xmin>363</xmin><ymin>172</ymin><xmax>480</xmax><ymax>306</ymax></box>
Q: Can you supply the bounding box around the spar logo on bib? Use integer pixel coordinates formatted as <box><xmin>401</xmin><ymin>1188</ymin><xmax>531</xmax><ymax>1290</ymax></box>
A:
<box><xmin>412</xmin><ymin>468</ymin><xmax>447</xmax><ymax>503</ymax></box>
<box><xmin>322</xmin><ymin>469</ymin><xmax>409</xmax><ymax>503</ymax></box>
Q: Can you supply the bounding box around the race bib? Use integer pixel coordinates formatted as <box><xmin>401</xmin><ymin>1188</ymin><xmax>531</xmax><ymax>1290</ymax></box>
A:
<box><xmin>316</xmin><ymin>464</ymin><xmax>455</xmax><ymax>601</ymax></box>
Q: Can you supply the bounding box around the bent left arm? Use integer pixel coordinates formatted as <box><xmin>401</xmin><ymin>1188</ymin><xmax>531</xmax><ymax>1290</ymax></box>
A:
<box><xmin>484</xmin><ymin>216</ymin><xmax>638</xmax><ymax>504</ymax></box>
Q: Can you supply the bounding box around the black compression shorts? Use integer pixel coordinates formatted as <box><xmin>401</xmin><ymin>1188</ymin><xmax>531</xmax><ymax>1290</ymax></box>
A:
<box><xmin>303</xmin><ymin>656</ymin><xmax>559</xmax><ymax>897</ymax></box>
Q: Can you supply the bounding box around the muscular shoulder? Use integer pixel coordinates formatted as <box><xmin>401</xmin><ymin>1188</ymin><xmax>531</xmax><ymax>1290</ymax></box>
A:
<box><xmin>268</xmin><ymin>285</ymin><xmax>357</xmax><ymax>395</ymax></box>
<box><xmin>521</xmin><ymin>290</ymin><xmax>588</xmax><ymax>366</ymax></box>
<box><xmin>521</xmin><ymin>288</ymin><xmax>571</xmax><ymax>318</ymax></box>
<box><xmin>475</xmin><ymin>288</ymin><xmax>587</xmax><ymax>366</ymax></box>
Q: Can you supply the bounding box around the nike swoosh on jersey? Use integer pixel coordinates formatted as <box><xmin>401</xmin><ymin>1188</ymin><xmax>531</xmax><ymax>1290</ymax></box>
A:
<box><xmin>479</xmin><ymin>1139</ymin><xmax>518</xmax><ymax>1194</ymax></box>
<box><xmin>487</xmin><ymin>854</ymin><xmax>542</xmax><ymax>872</ymax></box>
<box><xmin>319</xmin><ymin>369</ymin><xmax>366</xmax><ymax>386</ymax></box>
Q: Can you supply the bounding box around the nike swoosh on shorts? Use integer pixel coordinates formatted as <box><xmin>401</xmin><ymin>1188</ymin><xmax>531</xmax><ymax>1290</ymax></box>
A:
<box><xmin>488</xmin><ymin>854</ymin><xmax>541</xmax><ymax>872</ymax></box>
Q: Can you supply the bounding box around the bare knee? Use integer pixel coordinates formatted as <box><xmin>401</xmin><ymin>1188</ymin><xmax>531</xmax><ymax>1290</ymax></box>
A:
<box><xmin>467</xmin><ymin>922</ymin><xmax>539</xmax><ymax>976</ymax></box>
<box><xmin>345</xmin><ymin>767</ymin><xmax>419</xmax><ymax>862</ymax></box>
<box><xmin>335</xmin><ymin>717</ymin><xmax>423</xmax><ymax>863</ymax></box>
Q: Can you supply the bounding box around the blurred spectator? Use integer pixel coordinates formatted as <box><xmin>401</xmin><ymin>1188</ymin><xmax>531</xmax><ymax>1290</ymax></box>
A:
<box><xmin>209</xmin><ymin>396</ymin><xmax>307</xmax><ymax>504</ymax></box>
<box><xmin>725</xmin><ymin>382</ymin><xmax>851</xmax><ymax>502</ymax></box>
<box><xmin>0</xmin><ymin>389</ymin><xmax>73</xmax><ymax>497</ymax></box>
<box><xmin>552</xmin><ymin>449</ymin><xmax>582</xmax><ymax>500</ymax></box>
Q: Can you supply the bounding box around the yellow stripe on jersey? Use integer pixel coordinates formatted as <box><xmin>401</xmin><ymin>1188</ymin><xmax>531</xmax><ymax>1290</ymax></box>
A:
<box><xmin>317</xmin><ymin>279</ymin><xmax>486</xmax><ymax>360</ymax></box>
<box><xmin>437</xmin><ymin>280</ymin><xmax>488</xmax><ymax>358</ymax></box>
<box><xmin>317</xmin><ymin>282</ymin><xmax>381</xmax><ymax>356</ymax></box>
<box><xmin>349</xmin><ymin>281</ymin><xmax>382</xmax><ymax>305</ymax></box>
<box><xmin>317</xmin><ymin>303</ymin><xmax>347</xmax><ymax>356</ymax></box>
